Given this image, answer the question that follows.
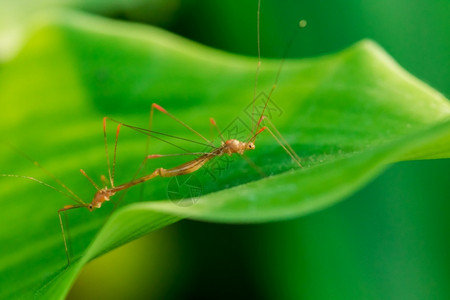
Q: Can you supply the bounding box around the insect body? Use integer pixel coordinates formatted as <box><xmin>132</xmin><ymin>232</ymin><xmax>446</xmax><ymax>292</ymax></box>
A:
<box><xmin>2</xmin><ymin>0</ymin><xmax>305</xmax><ymax>265</ymax></box>
<box><xmin>80</xmin><ymin>112</ymin><xmax>277</xmax><ymax>213</ymax></box>
<box><xmin>89</xmin><ymin>139</ymin><xmax>255</xmax><ymax>209</ymax></box>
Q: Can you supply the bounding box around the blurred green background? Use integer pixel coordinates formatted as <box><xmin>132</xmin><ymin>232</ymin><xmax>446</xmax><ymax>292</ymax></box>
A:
<box><xmin>2</xmin><ymin>0</ymin><xmax>449</xmax><ymax>299</ymax></box>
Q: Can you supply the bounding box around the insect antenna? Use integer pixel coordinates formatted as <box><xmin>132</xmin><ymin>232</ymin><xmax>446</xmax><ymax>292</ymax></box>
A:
<box><xmin>210</xmin><ymin>118</ymin><xmax>226</xmax><ymax>143</ymax></box>
<box><xmin>252</xmin><ymin>0</ymin><xmax>262</xmax><ymax>135</ymax></box>
<box><xmin>106</xmin><ymin>118</ymin><xmax>216</xmax><ymax>150</ymax></box>
<box><xmin>3</xmin><ymin>144</ymin><xmax>86</xmax><ymax>205</ymax></box>
<box><xmin>250</xmin><ymin>18</ymin><xmax>308</xmax><ymax>140</ymax></box>
<box><xmin>0</xmin><ymin>174</ymin><xmax>84</xmax><ymax>205</ymax></box>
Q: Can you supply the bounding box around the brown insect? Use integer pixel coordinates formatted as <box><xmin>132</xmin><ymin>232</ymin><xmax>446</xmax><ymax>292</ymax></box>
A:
<box><xmin>1</xmin><ymin>0</ymin><xmax>306</xmax><ymax>265</ymax></box>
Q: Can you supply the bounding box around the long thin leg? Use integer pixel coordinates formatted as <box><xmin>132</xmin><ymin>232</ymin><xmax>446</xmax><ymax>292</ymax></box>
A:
<box><xmin>105</xmin><ymin>108</ymin><xmax>218</xmax><ymax>211</ymax></box>
<box><xmin>80</xmin><ymin>169</ymin><xmax>100</xmax><ymax>191</ymax></box>
<box><xmin>140</xmin><ymin>105</ymin><xmax>155</xmax><ymax>206</ymax></box>
<box><xmin>111</xmin><ymin>151</ymin><xmax>212</xmax><ymax>209</ymax></box>
<box><xmin>255</xmin><ymin>74</ymin><xmax>282</xmax><ymax>131</ymax></box>
<box><xmin>111</xmin><ymin>123</ymin><xmax>122</xmax><ymax>187</ymax></box>
<box><xmin>57</xmin><ymin>210</ymin><xmax>70</xmax><ymax>265</ymax></box>
<box><xmin>151</xmin><ymin>103</ymin><xmax>214</xmax><ymax>147</ymax></box>
<box><xmin>1</xmin><ymin>174</ymin><xmax>85</xmax><ymax>265</ymax></box>
<box><xmin>210</xmin><ymin>118</ymin><xmax>226</xmax><ymax>143</ymax></box>
<box><xmin>100</xmin><ymin>174</ymin><xmax>109</xmax><ymax>187</ymax></box>
<box><xmin>252</xmin><ymin>126</ymin><xmax>302</xmax><ymax>168</ymax></box>
<box><xmin>264</xmin><ymin>127</ymin><xmax>302</xmax><ymax>167</ymax></box>
<box><xmin>102</xmin><ymin>118</ymin><xmax>123</xmax><ymax>188</ymax></box>
<box><xmin>145</xmin><ymin>102</ymin><xmax>157</xmax><ymax>169</ymax></box>
<box><xmin>252</xmin><ymin>0</ymin><xmax>262</xmax><ymax>134</ymax></box>
<box><xmin>106</xmin><ymin>118</ymin><xmax>213</xmax><ymax>150</ymax></box>
<box><xmin>262</xmin><ymin>117</ymin><xmax>301</xmax><ymax>163</ymax></box>
<box><xmin>103</xmin><ymin>117</ymin><xmax>113</xmax><ymax>187</ymax></box>
<box><xmin>242</xmin><ymin>154</ymin><xmax>266</xmax><ymax>177</ymax></box>
<box><xmin>209</xmin><ymin>118</ymin><xmax>214</xmax><ymax>142</ymax></box>
<box><xmin>254</xmin><ymin>20</ymin><xmax>307</xmax><ymax>133</ymax></box>
<box><xmin>58</xmin><ymin>205</ymin><xmax>84</xmax><ymax>265</ymax></box>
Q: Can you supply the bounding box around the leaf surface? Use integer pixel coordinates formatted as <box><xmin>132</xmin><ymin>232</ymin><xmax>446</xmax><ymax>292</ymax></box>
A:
<box><xmin>0</xmin><ymin>11</ymin><xmax>449</xmax><ymax>299</ymax></box>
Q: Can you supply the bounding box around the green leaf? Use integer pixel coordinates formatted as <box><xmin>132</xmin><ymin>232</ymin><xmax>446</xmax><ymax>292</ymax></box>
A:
<box><xmin>0</xmin><ymin>0</ymin><xmax>177</xmax><ymax>61</ymax></box>
<box><xmin>0</xmin><ymin>10</ymin><xmax>449</xmax><ymax>299</ymax></box>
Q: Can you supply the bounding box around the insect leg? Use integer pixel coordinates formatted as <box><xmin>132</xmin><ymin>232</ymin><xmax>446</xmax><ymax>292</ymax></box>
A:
<box><xmin>57</xmin><ymin>204</ymin><xmax>85</xmax><ymax>265</ymax></box>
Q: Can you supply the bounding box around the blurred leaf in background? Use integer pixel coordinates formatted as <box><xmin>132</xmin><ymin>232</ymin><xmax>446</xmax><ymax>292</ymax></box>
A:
<box><xmin>166</xmin><ymin>1</ymin><xmax>450</xmax><ymax>299</ymax></box>
<box><xmin>0</xmin><ymin>0</ymin><xmax>180</xmax><ymax>60</ymax></box>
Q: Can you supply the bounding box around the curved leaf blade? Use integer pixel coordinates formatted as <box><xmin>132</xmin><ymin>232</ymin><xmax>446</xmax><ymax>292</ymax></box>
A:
<box><xmin>0</xmin><ymin>10</ymin><xmax>449</xmax><ymax>299</ymax></box>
